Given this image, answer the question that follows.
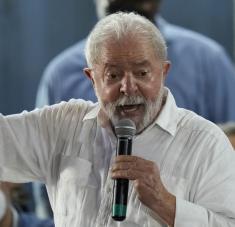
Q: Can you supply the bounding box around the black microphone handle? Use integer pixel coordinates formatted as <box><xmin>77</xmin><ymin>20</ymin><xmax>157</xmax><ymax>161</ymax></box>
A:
<box><xmin>112</xmin><ymin>136</ymin><xmax>132</xmax><ymax>221</ymax></box>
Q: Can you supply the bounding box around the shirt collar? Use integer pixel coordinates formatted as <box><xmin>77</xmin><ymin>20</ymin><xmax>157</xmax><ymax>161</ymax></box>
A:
<box><xmin>153</xmin><ymin>87</ymin><xmax>179</xmax><ymax>136</ymax></box>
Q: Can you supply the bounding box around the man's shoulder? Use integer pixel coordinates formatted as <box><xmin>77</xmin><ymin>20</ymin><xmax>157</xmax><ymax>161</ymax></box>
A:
<box><xmin>178</xmin><ymin>108</ymin><xmax>225</xmax><ymax>139</ymax></box>
<box><xmin>162</xmin><ymin>19</ymin><xmax>224</xmax><ymax>54</ymax></box>
<box><xmin>40</xmin><ymin>39</ymin><xmax>86</xmax><ymax>86</ymax></box>
<box><xmin>49</xmin><ymin>39</ymin><xmax>87</xmax><ymax>71</ymax></box>
<box><xmin>48</xmin><ymin>99</ymin><xmax>96</xmax><ymax>114</ymax></box>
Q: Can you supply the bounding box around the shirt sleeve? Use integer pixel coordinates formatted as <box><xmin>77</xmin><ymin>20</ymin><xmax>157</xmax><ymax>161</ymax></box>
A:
<box><xmin>0</xmin><ymin>101</ymin><xmax>83</xmax><ymax>184</ymax></box>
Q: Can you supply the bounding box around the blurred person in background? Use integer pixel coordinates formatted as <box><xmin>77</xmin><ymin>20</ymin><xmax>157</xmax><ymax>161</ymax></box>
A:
<box><xmin>35</xmin><ymin>0</ymin><xmax>235</xmax><ymax>218</ymax></box>
<box><xmin>0</xmin><ymin>182</ymin><xmax>54</xmax><ymax>227</ymax></box>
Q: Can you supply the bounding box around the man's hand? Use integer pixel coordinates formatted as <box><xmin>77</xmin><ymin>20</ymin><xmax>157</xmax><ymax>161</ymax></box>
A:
<box><xmin>111</xmin><ymin>155</ymin><xmax>176</xmax><ymax>226</ymax></box>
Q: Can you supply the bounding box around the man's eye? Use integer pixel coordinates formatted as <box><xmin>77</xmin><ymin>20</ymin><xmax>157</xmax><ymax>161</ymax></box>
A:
<box><xmin>105</xmin><ymin>72</ymin><xmax>120</xmax><ymax>82</ymax></box>
<box><xmin>109</xmin><ymin>74</ymin><xmax>117</xmax><ymax>79</ymax></box>
<box><xmin>138</xmin><ymin>70</ymin><xmax>149</xmax><ymax>77</ymax></box>
<box><xmin>141</xmin><ymin>71</ymin><xmax>147</xmax><ymax>76</ymax></box>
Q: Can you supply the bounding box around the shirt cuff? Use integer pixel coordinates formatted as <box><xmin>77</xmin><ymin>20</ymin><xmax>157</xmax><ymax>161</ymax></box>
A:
<box><xmin>174</xmin><ymin>197</ymin><xmax>208</xmax><ymax>227</ymax></box>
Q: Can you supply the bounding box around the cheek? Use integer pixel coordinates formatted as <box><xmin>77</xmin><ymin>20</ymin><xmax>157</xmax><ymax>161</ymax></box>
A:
<box><xmin>96</xmin><ymin>84</ymin><xmax>121</xmax><ymax>103</ymax></box>
<box><xmin>140</xmin><ymin>79</ymin><xmax>163</xmax><ymax>100</ymax></box>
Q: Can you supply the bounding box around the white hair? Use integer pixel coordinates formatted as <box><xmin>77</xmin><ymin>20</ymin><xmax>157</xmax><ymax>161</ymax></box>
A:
<box><xmin>85</xmin><ymin>12</ymin><xmax>167</xmax><ymax>68</ymax></box>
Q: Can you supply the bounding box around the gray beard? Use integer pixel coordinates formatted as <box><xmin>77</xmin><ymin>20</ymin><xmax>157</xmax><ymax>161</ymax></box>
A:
<box><xmin>97</xmin><ymin>85</ymin><xmax>165</xmax><ymax>134</ymax></box>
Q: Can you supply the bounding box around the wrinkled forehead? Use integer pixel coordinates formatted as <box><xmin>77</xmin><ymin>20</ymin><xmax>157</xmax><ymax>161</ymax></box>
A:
<box><xmin>99</xmin><ymin>32</ymin><xmax>155</xmax><ymax>53</ymax></box>
<box><xmin>102</xmin><ymin>32</ymin><xmax>151</xmax><ymax>48</ymax></box>
<box><xmin>96</xmin><ymin>36</ymin><xmax>160</xmax><ymax>66</ymax></box>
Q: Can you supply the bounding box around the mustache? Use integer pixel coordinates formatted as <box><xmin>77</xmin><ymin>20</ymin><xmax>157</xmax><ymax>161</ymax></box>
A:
<box><xmin>111</xmin><ymin>95</ymin><xmax>146</xmax><ymax>107</ymax></box>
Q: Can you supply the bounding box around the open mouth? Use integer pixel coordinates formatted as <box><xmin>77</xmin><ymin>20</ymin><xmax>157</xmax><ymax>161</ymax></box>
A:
<box><xmin>118</xmin><ymin>104</ymin><xmax>144</xmax><ymax>114</ymax></box>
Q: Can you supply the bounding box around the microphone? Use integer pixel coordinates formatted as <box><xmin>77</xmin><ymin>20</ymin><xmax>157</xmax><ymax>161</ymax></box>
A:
<box><xmin>112</xmin><ymin>119</ymin><xmax>136</xmax><ymax>221</ymax></box>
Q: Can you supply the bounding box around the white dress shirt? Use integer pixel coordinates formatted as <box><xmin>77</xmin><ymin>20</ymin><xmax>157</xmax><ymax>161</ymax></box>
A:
<box><xmin>0</xmin><ymin>88</ymin><xmax>235</xmax><ymax>227</ymax></box>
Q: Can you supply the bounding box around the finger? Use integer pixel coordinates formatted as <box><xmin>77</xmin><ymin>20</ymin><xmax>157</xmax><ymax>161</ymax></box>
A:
<box><xmin>116</xmin><ymin>155</ymin><xmax>148</xmax><ymax>162</ymax></box>
<box><xmin>111</xmin><ymin>162</ymin><xmax>132</xmax><ymax>171</ymax></box>
<box><xmin>113</xmin><ymin>157</ymin><xmax>158</xmax><ymax>173</ymax></box>
<box><xmin>115</xmin><ymin>155</ymin><xmax>154</xmax><ymax>165</ymax></box>
<box><xmin>111</xmin><ymin>169</ymin><xmax>159</xmax><ymax>191</ymax></box>
<box><xmin>114</xmin><ymin>155</ymin><xmax>148</xmax><ymax>168</ymax></box>
<box><xmin>111</xmin><ymin>169</ymin><xmax>147</xmax><ymax>180</ymax></box>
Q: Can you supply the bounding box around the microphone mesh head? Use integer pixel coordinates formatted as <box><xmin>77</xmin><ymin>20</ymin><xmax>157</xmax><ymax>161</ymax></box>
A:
<box><xmin>115</xmin><ymin>119</ymin><xmax>136</xmax><ymax>137</ymax></box>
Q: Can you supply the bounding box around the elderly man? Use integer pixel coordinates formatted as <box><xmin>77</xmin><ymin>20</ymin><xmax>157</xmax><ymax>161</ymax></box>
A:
<box><xmin>35</xmin><ymin>0</ymin><xmax>235</xmax><ymax>218</ymax></box>
<box><xmin>1</xmin><ymin>13</ymin><xmax>235</xmax><ymax>227</ymax></box>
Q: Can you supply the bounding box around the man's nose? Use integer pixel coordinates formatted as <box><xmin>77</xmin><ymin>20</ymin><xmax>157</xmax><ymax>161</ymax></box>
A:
<box><xmin>120</xmin><ymin>74</ymin><xmax>138</xmax><ymax>95</ymax></box>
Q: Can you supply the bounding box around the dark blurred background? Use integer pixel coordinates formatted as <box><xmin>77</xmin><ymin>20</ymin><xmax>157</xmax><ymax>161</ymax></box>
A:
<box><xmin>0</xmin><ymin>0</ymin><xmax>234</xmax><ymax>114</ymax></box>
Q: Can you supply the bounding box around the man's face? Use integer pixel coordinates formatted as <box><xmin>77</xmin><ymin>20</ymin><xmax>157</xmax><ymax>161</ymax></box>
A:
<box><xmin>99</xmin><ymin>0</ymin><xmax>161</xmax><ymax>22</ymax></box>
<box><xmin>85</xmin><ymin>35</ymin><xmax>170</xmax><ymax>133</ymax></box>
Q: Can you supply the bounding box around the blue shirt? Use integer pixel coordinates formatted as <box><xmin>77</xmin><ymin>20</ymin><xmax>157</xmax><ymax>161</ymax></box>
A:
<box><xmin>36</xmin><ymin>17</ymin><xmax>235</xmax><ymax>123</ymax></box>
<box><xmin>17</xmin><ymin>213</ymin><xmax>54</xmax><ymax>227</ymax></box>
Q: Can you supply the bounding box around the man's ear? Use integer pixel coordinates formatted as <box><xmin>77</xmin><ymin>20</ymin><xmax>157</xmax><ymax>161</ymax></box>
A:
<box><xmin>83</xmin><ymin>68</ymin><xmax>95</xmax><ymax>85</ymax></box>
<box><xmin>162</xmin><ymin>61</ymin><xmax>171</xmax><ymax>80</ymax></box>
